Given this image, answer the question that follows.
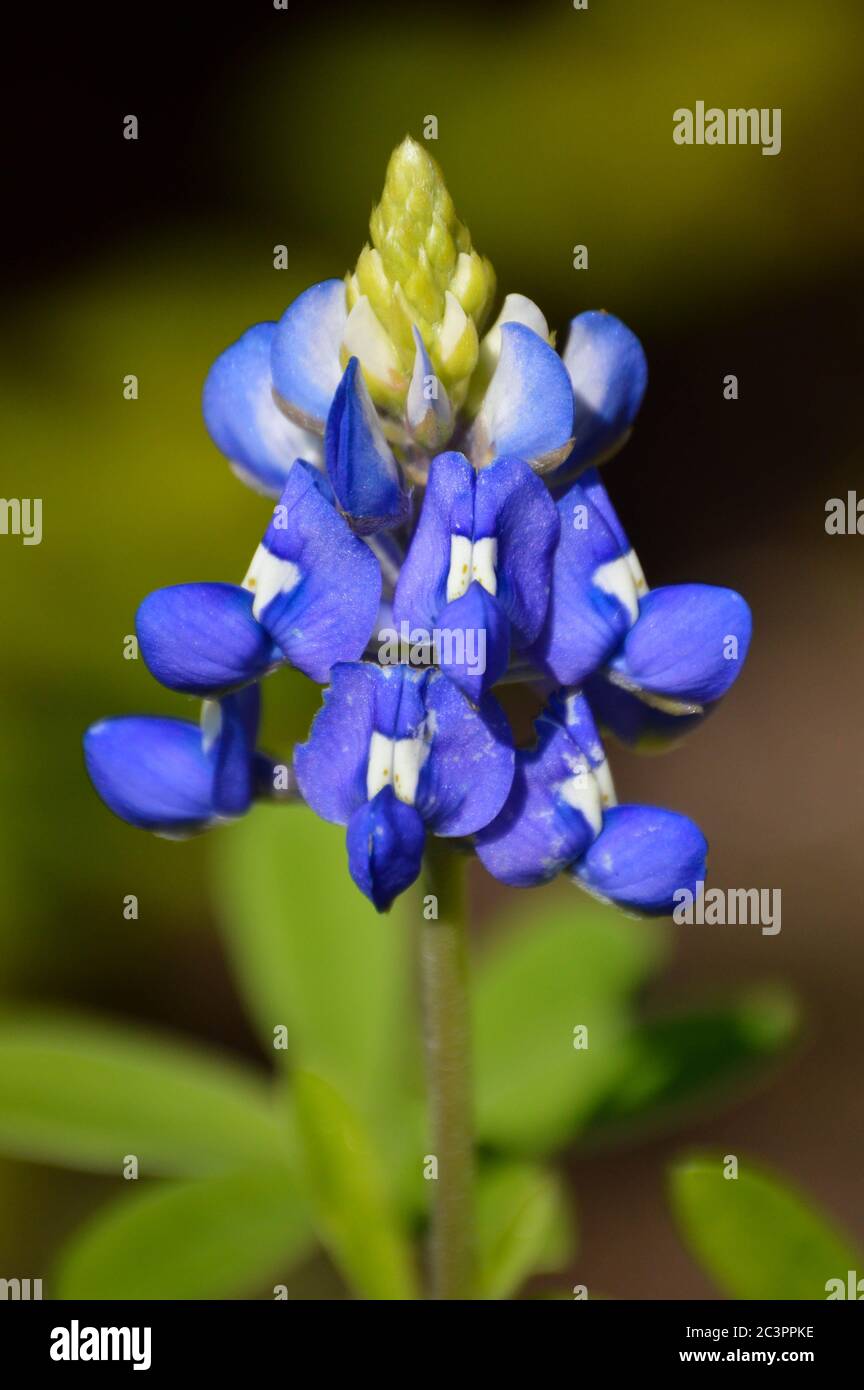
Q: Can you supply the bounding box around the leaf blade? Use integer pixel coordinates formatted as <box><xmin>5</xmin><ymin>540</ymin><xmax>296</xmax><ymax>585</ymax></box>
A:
<box><xmin>474</xmin><ymin>895</ymin><xmax>664</xmax><ymax>1154</ymax></box>
<box><xmin>0</xmin><ymin>1011</ymin><xmax>289</xmax><ymax>1176</ymax></box>
<box><xmin>215</xmin><ymin>806</ymin><xmax>418</xmax><ymax>1157</ymax></box>
<box><xmin>293</xmin><ymin>1070</ymin><xmax>419</xmax><ymax>1300</ymax></box>
<box><xmin>56</xmin><ymin>1167</ymin><xmax>313</xmax><ymax>1300</ymax></box>
<box><xmin>669</xmin><ymin>1153</ymin><xmax>863</xmax><ymax>1300</ymax></box>
<box><xmin>475</xmin><ymin>1160</ymin><xmax>575</xmax><ymax>1300</ymax></box>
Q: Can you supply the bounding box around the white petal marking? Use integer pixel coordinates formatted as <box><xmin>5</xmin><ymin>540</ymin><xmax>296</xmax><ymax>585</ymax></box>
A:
<box><xmin>242</xmin><ymin>543</ymin><xmax>302</xmax><ymax>620</ymax></box>
<box><xmin>593</xmin><ymin>555</ymin><xmax>640</xmax><ymax>625</ymax></box>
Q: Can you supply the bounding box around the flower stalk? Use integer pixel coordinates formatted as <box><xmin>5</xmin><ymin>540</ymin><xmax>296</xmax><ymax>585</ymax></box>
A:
<box><xmin>421</xmin><ymin>843</ymin><xmax>474</xmax><ymax>1300</ymax></box>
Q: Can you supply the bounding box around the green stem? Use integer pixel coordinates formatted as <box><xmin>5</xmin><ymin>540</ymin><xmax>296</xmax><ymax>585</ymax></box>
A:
<box><xmin>420</xmin><ymin>843</ymin><xmax>474</xmax><ymax>1300</ymax></box>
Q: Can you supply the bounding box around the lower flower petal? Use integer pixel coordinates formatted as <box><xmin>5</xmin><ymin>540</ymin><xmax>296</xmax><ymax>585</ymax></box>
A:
<box><xmin>83</xmin><ymin>716</ymin><xmax>218</xmax><ymax>833</ymax></box>
<box><xmin>346</xmin><ymin>786</ymin><xmax>426</xmax><ymax>911</ymax></box>
<box><xmin>586</xmin><ymin>673</ymin><xmax>710</xmax><ymax>752</ymax></box>
<box><xmin>417</xmin><ymin>672</ymin><xmax>515</xmax><ymax>837</ymax></box>
<box><xmin>572</xmin><ymin>804</ymin><xmax>707</xmax><ymax>915</ymax></box>
<box><xmin>436</xmin><ymin>581</ymin><xmax>510</xmax><ymax>702</ymax></box>
<box><xmin>609</xmin><ymin>584</ymin><xmax>752</xmax><ymax>705</ymax></box>
<box><xmin>137</xmin><ymin>583</ymin><xmax>281</xmax><ymax>696</ymax></box>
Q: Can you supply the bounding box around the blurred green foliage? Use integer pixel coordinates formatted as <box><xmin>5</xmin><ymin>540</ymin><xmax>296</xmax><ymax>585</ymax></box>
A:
<box><xmin>0</xmin><ymin>811</ymin><xmax>802</xmax><ymax>1297</ymax></box>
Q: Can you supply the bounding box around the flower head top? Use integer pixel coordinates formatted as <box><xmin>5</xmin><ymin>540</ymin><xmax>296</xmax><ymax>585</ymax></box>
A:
<box><xmin>85</xmin><ymin>136</ymin><xmax>752</xmax><ymax>914</ymax></box>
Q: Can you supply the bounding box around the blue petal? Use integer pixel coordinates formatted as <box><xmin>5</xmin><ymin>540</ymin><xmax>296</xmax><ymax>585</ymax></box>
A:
<box><xmin>406</xmin><ymin>326</ymin><xmax>453</xmax><ymax>448</ymax></box>
<box><xmin>270</xmin><ymin>280</ymin><xmax>348</xmax><ymax>429</ymax></box>
<box><xmin>474</xmin><ymin>454</ymin><xmax>560</xmax><ymax>644</ymax></box>
<box><xmin>372</xmin><ymin>663</ymin><xmax>429</xmax><ymax>739</ymax></box>
<box><xmin>609</xmin><ymin>584</ymin><xmax>752</xmax><ymax>705</ymax></box>
<box><xmin>416</xmin><ymin>672</ymin><xmax>515</xmax><ymax>837</ymax></box>
<box><xmin>137</xmin><ymin>583</ymin><xmax>281</xmax><ymax>696</ymax></box>
<box><xmin>573</xmin><ymin>804</ymin><xmax>707</xmax><ymax>916</ymax></box>
<box><xmin>545</xmin><ymin>688</ymin><xmax>607</xmax><ymax>767</ymax></box>
<box><xmin>530</xmin><ymin>481</ymin><xmax>636</xmax><ymax>686</ymax></box>
<box><xmin>579</xmin><ymin>466</ymin><xmax>631</xmax><ymax>552</ymax></box>
<box><xmin>436</xmin><ymin>582</ymin><xmax>510</xmax><ymax>702</ymax></box>
<box><xmin>476</xmin><ymin>719</ymin><xmax>598</xmax><ymax>886</ymax></box>
<box><xmin>473</xmin><ymin>323</ymin><xmax>574</xmax><ymax>471</ymax></box>
<box><xmin>393</xmin><ymin>451</ymin><xmax>475</xmax><ymax>637</ymax></box>
<box><xmin>324</xmin><ymin>358</ymin><xmax>410</xmax><ymax>534</ymax></box>
<box><xmin>586</xmin><ymin>673</ymin><xmax>710</xmax><ymax>751</ymax></box>
<box><xmin>246</xmin><ymin>460</ymin><xmax>382</xmax><ymax>683</ymax></box>
<box><xmin>209</xmin><ymin>686</ymin><xmax>261</xmax><ymax>817</ymax></box>
<box><xmin>293</xmin><ymin>662</ymin><xmax>380</xmax><ymax>825</ymax></box>
<box><xmin>202</xmin><ymin>322</ymin><xmax>323</xmax><ymax>496</ymax></box>
<box><xmin>393</xmin><ymin>452</ymin><xmax>558</xmax><ymax>676</ymax></box>
<box><xmin>561</xmin><ymin>311</ymin><xmax>648</xmax><ymax>470</ymax></box>
<box><xmin>84</xmin><ymin>716</ymin><xmax>217</xmax><ymax>832</ymax></box>
<box><xmin>346</xmin><ymin>786</ymin><xmax>426</xmax><ymax>911</ymax></box>
<box><xmin>296</xmin><ymin>663</ymin><xmax>513</xmax><ymax>842</ymax></box>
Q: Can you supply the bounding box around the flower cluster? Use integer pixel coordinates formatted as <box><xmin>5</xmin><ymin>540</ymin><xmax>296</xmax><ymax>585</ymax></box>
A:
<box><xmin>85</xmin><ymin>138</ymin><xmax>751</xmax><ymax>913</ymax></box>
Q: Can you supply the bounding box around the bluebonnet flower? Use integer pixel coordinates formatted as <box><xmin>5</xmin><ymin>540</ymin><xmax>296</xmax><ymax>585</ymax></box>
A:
<box><xmin>83</xmin><ymin>686</ymin><xmax>278</xmax><ymax>837</ymax></box>
<box><xmin>392</xmin><ymin>450</ymin><xmax>559</xmax><ymax>700</ymax></box>
<box><xmin>476</xmin><ymin>690</ymin><xmax>707</xmax><ymax>914</ymax></box>
<box><xmin>85</xmin><ymin>135</ymin><xmax>751</xmax><ymax>915</ymax></box>
<box><xmin>294</xmin><ymin>663</ymin><xmax>514</xmax><ymax>910</ymax></box>
<box><xmin>531</xmin><ymin>456</ymin><xmax>752</xmax><ymax>749</ymax></box>
<box><xmin>135</xmin><ymin>461</ymin><xmax>381</xmax><ymax>693</ymax></box>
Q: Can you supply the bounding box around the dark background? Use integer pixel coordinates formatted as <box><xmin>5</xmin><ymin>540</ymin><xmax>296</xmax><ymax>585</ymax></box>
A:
<box><xmin>1</xmin><ymin>0</ymin><xmax>862</xmax><ymax>1296</ymax></box>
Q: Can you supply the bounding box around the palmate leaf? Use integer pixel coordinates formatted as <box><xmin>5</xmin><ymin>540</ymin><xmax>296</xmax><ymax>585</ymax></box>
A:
<box><xmin>475</xmin><ymin>1159</ymin><xmax>575</xmax><ymax>1300</ymax></box>
<box><xmin>0</xmin><ymin>1011</ymin><xmax>289</xmax><ymax>1176</ymax></box>
<box><xmin>292</xmin><ymin>1070</ymin><xmax>419</xmax><ymax>1300</ymax></box>
<box><xmin>473</xmin><ymin>892</ymin><xmax>665</xmax><ymax>1155</ymax></box>
<box><xmin>56</xmin><ymin>1167</ymin><xmax>314</xmax><ymax>1300</ymax></box>
<box><xmin>669</xmin><ymin>1154</ymin><xmax>864</xmax><ymax>1300</ymax></box>
<box><xmin>581</xmin><ymin>987</ymin><xmax>799</xmax><ymax>1141</ymax></box>
<box><xmin>215</xmin><ymin>806</ymin><xmax>419</xmax><ymax>1170</ymax></box>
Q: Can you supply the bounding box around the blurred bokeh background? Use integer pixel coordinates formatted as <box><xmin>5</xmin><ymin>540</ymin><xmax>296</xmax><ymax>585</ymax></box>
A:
<box><xmin>1</xmin><ymin>0</ymin><xmax>862</xmax><ymax>1297</ymax></box>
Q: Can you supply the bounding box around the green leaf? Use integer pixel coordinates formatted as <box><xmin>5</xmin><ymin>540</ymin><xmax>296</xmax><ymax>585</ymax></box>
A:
<box><xmin>584</xmin><ymin>987</ymin><xmax>799</xmax><ymax>1138</ymax></box>
<box><xmin>669</xmin><ymin>1154</ymin><xmax>864</xmax><ymax>1300</ymax></box>
<box><xmin>56</xmin><ymin>1167</ymin><xmax>314</xmax><ymax>1299</ymax></box>
<box><xmin>293</xmin><ymin>1070</ymin><xmax>418</xmax><ymax>1300</ymax></box>
<box><xmin>0</xmin><ymin>1011</ymin><xmax>289</xmax><ymax>1176</ymax></box>
<box><xmin>475</xmin><ymin>1160</ymin><xmax>575</xmax><ymax>1299</ymax></box>
<box><xmin>474</xmin><ymin>894</ymin><xmax>664</xmax><ymax>1155</ymax></box>
<box><xmin>215</xmin><ymin>806</ymin><xmax>418</xmax><ymax>1157</ymax></box>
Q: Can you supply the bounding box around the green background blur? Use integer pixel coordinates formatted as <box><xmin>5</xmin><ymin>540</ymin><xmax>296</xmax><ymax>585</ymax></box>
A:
<box><xmin>2</xmin><ymin>0</ymin><xmax>862</xmax><ymax>1295</ymax></box>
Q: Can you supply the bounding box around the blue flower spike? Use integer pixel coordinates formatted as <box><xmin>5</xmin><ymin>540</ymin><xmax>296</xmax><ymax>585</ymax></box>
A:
<box><xmin>295</xmin><ymin>663</ymin><xmax>515</xmax><ymax>910</ymax></box>
<box><xmin>87</xmin><ymin>137</ymin><xmax>751</xmax><ymax>921</ymax></box>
